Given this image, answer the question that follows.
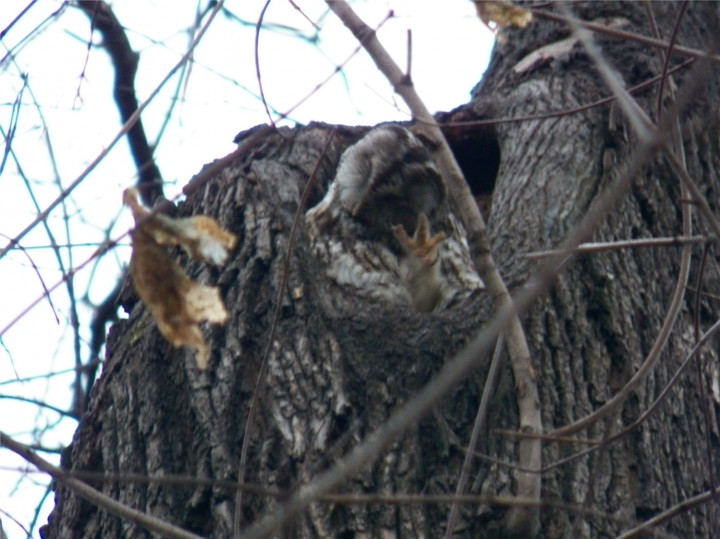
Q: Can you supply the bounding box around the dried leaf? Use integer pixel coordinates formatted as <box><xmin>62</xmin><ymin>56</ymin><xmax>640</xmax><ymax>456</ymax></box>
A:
<box><xmin>124</xmin><ymin>189</ymin><xmax>236</xmax><ymax>369</ymax></box>
<box><xmin>174</xmin><ymin>215</ymin><xmax>238</xmax><ymax>264</ymax></box>
<box><xmin>123</xmin><ymin>189</ymin><xmax>237</xmax><ymax>265</ymax></box>
<box><xmin>474</xmin><ymin>1</ymin><xmax>533</xmax><ymax>32</ymax></box>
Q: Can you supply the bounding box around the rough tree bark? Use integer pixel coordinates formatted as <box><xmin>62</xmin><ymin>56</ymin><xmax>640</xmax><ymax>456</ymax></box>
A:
<box><xmin>43</xmin><ymin>2</ymin><xmax>720</xmax><ymax>538</ymax></box>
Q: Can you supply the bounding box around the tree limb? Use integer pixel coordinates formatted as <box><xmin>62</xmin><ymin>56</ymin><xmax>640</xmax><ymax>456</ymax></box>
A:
<box><xmin>325</xmin><ymin>2</ymin><xmax>541</xmax><ymax>533</ymax></box>
<box><xmin>77</xmin><ymin>1</ymin><xmax>164</xmax><ymax>205</ymax></box>
<box><xmin>0</xmin><ymin>431</ymin><xmax>203</xmax><ymax>539</ymax></box>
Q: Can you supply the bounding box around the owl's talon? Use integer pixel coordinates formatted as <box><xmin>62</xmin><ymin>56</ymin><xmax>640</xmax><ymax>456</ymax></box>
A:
<box><xmin>392</xmin><ymin>213</ymin><xmax>446</xmax><ymax>266</ymax></box>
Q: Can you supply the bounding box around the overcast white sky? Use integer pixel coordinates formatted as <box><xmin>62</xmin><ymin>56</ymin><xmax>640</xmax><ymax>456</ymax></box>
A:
<box><xmin>0</xmin><ymin>1</ymin><xmax>493</xmax><ymax>536</ymax></box>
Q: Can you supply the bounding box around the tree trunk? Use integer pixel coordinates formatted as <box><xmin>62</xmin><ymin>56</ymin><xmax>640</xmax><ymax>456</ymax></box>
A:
<box><xmin>43</xmin><ymin>2</ymin><xmax>720</xmax><ymax>538</ymax></box>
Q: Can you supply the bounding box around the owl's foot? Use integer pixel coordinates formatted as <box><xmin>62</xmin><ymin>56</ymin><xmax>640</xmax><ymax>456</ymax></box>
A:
<box><xmin>392</xmin><ymin>213</ymin><xmax>446</xmax><ymax>312</ymax></box>
<box><xmin>392</xmin><ymin>213</ymin><xmax>446</xmax><ymax>266</ymax></box>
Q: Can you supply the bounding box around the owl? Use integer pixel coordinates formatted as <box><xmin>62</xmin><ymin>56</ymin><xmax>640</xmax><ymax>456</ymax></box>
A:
<box><xmin>306</xmin><ymin>125</ymin><xmax>484</xmax><ymax>313</ymax></box>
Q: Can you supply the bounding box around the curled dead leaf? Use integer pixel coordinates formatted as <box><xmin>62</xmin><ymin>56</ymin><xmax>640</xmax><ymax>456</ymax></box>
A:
<box><xmin>123</xmin><ymin>189</ymin><xmax>238</xmax><ymax>265</ymax></box>
<box><xmin>124</xmin><ymin>188</ymin><xmax>237</xmax><ymax>369</ymax></box>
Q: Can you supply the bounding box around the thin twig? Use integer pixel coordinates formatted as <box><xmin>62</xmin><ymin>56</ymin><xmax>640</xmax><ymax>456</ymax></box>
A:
<box><xmin>405</xmin><ymin>28</ymin><xmax>412</xmax><ymax>80</ymax></box>
<box><xmin>0</xmin><ymin>3</ymin><xmax>67</xmax><ymax>66</ymax></box>
<box><xmin>254</xmin><ymin>0</ymin><xmax>275</xmax><ymax>127</ymax></box>
<box><xmin>525</xmin><ymin>235</ymin><xmax>709</xmax><ymax>259</ymax></box>
<box><xmin>444</xmin><ymin>338</ymin><xmax>504</xmax><ymax>538</ymax></box>
<box><xmin>0</xmin><ymin>505</ymin><xmax>31</xmax><ymax>537</ymax></box>
<box><xmin>0</xmin><ymin>360</ymin><xmax>102</xmax><ymax>386</ymax></box>
<box><xmin>653</xmin><ymin>1</ymin><xmax>689</xmax><ymax>120</ymax></box>
<box><xmin>27</xmin><ymin>483</ymin><xmax>52</xmax><ymax>538</ymax></box>
<box><xmin>531</xmin><ymin>8</ymin><xmax>720</xmax><ymax>64</ymax></box>
<box><xmin>0</xmin><ymin>233</ymin><xmax>58</xmax><ymax>325</ymax></box>
<box><xmin>495</xmin><ymin>429</ymin><xmax>600</xmax><ymax>445</ymax></box>
<box><xmin>648</xmin><ymin>2</ymin><xmax>720</xmax><ymax>529</ymax></box>
<box><xmin>0</xmin><ymin>395</ymin><xmax>77</xmax><ymax>419</ymax></box>
<box><xmin>430</xmin><ymin>58</ymin><xmax>694</xmax><ymax>129</ymax></box>
<box><xmin>663</xmin><ymin>148</ymin><xmax>720</xmax><ymax>239</ymax></box>
<box><xmin>616</xmin><ymin>487</ymin><xmax>720</xmax><ymax>538</ymax></box>
<box><xmin>0</xmin><ymin>2</ymin><xmax>225</xmax><ymax>340</ymax></box>
<box><xmin>0</xmin><ymin>239</ymin><xmax>122</xmax><ymax>339</ymax></box>
<box><xmin>559</xmin><ymin>3</ymin><xmax>652</xmax><ymax>138</ymax></box>
<box><xmin>232</xmin><ymin>130</ymin><xmax>336</xmax><ymax>537</ymax></box>
<box><xmin>1</xmin><ymin>74</ymin><xmax>86</xmax><ymax>412</ymax></box>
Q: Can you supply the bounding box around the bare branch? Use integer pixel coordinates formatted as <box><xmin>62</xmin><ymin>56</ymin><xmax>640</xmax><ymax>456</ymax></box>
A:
<box><xmin>0</xmin><ymin>395</ymin><xmax>77</xmax><ymax>419</ymax></box>
<box><xmin>254</xmin><ymin>0</ymin><xmax>275</xmax><ymax>127</ymax></box>
<box><xmin>526</xmin><ymin>235</ymin><xmax>710</xmax><ymax>259</ymax></box>
<box><xmin>77</xmin><ymin>1</ymin><xmax>164</xmax><ymax>205</ymax></box>
<box><xmin>617</xmin><ymin>487</ymin><xmax>720</xmax><ymax>538</ymax></box>
<box><xmin>0</xmin><ymin>431</ymin><xmax>204</xmax><ymax>539</ymax></box>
